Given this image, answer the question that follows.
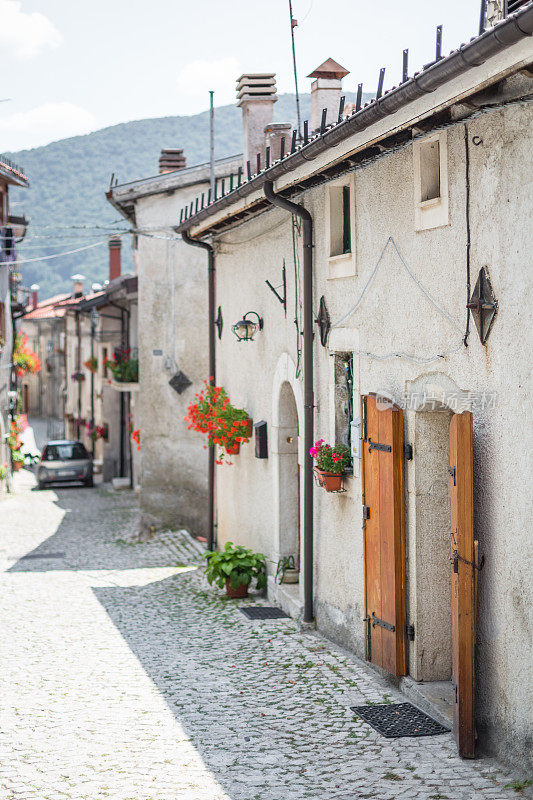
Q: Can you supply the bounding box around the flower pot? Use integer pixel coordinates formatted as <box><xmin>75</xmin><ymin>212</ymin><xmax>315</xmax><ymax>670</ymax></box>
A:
<box><xmin>314</xmin><ymin>467</ymin><xmax>342</xmax><ymax>492</ymax></box>
<box><xmin>282</xmin><ymin>568</ymin><xmax>300</xmax><ymax>584</ymax></box>
<box><xmin>225</xmin><ymin>579</ymin><xmax>249</xmax><ymax>599</ymax></box>
<box><xmin>13</xmin><ymin>461</ymin><xmax>24</xmax><ymax>472</ymax></box>
<box><xmin>225</xmin><ymin>442</ymin><xmax>240</xmax><ymax>455</ymax></box>
<box><xmin>241</xmin><ymin>418</ymin><xmax>253</xmax><ymax>438</ymax></box>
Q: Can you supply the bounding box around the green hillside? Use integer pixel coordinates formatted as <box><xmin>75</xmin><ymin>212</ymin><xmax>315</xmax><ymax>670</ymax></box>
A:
<box><xmin>8</xmin><ymin>92</ymin><xmax>366</xmax><ymax>297</ymax></box>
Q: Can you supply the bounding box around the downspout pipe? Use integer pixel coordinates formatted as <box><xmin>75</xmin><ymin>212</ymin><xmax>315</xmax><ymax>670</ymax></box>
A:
<box><xmin>263</xmin><ymin>180</ymin><xmax>314</xmax><ymax>624</ymax></box>
<box><xmin>181</xmin><ymin>230</ymin><xmax>216</xmax><ymax>552</ymax></box>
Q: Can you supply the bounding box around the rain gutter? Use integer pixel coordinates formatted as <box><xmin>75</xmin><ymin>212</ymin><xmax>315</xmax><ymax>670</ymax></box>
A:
<box><xmin>264</xmin><ymin>181</ymin><xmax>315</xmax><ymax>624</ymax></box>
<box><xmin>181</xmin><ymin>231</ymin><xmax>216</xmax><ymax>552</ymax></box>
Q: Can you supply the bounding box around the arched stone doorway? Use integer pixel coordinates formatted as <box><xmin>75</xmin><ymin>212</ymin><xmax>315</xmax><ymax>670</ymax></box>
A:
<box><xmin>271</xmin><ymin>353</ymin><xmax>304</xmax><ymax>585</ymax></box>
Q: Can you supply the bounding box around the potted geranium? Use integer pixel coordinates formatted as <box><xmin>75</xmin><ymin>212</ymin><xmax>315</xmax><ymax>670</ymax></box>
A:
<box><xmin>310</xmin><ymin>439</ymin><xmax>351</xmax><ymax>492</ymax></box>
<box><xmin>85</xmin><ymin>421</ymin><xmax>105</xmax><ymax>442</ymax></box>
<box><xmin>204</xmin><ymin>542</ymin><xmax>267</xmax><ymax>599</ymax></box>
<box><xmin>184</xmin><ymin>380</ymin><xmax>252</xmax><ymax>463</ymax></box>
<box><xmin>83</xmin><ymin>356</ymin><xmax>98</xmax><ymax>373</ymax></box>
<box><xmin>11</xmin><ymin>450</ymin><xmax>25</xmax><ymax>472</ymax></box>
<box><xmin>71</xmin><ymin>370</ymin><xmax>85</xmax><ymax>382</ymax></box>
<box><xmin>13</xmin><ymin>332</ymin><xmax>41</xmax><ymax>378</ymax></box>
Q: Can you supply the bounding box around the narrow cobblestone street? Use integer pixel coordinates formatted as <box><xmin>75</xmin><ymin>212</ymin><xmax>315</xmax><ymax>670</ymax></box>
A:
<box><xmin>0</xmin><ymin>472</ymin><xmax>527</xmax><ymax>800</ymax></box>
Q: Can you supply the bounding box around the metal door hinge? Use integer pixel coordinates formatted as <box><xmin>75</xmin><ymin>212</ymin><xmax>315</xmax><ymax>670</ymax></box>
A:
<box><xmin>448</xmin><ymin>466</ymin><xmax>456</xmax><ymax>486</ymax></box>
<box><xmin>371</xmin><ymin>611</ymin><xmax>395</xmax><ymax>632</ymax></box>
<box><xmin>407</xmin><ymin>623</ymin><xmax>415</xmax><ymax>641</ymax></box>
<box><xmin>362</xmin><ymin>505</ymin><xmax>370</xmax><ymax>520</ymax></box>
<box><xmin>368</xmin><ymin>438</ymin><xmax>391</xmax><ymax>453</ymax></box>
<box><xmin>404</xmin><ymin>443</ymin><xmax>413</xmax><ymax>460</ymax></box>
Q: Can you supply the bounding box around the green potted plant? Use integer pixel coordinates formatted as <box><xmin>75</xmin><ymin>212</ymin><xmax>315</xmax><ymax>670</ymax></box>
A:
<box><xmin>310</xmin><ymin>439</ymin><xmax>351</xmax><ymax>492</ymax></box>
<box><xmin>204</xmin><ymin>542</ymin><xmax>267</xmax><ymax>599</ymax></box>
<box><xmin>275</xmin><ymin>554</ymin><xmax>299</xmax><ymax>584</ymax></box>
<box><xmin>11</xmin><ymin>450</ymin><xmax>25</xmax><ymax>472</ymax></box>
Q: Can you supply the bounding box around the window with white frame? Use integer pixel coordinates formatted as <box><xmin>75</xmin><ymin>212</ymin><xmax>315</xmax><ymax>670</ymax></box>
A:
<box><xmin>326</xmin><ymin>176</ymin><xmax>356</xmax><ymax>279</ymax></box>
<box><xmin>413</xmin><ymin>131</ymin><xmax>449</xmax><ymax>231</ymax></box>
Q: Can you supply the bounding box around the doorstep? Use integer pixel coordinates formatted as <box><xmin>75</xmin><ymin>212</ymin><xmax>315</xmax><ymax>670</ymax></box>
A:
<box><xmin>267</xmin><ymin>576</ymin><xmax>304</xmax><ymax>620</ymax></box>
<box><xmin>399</xmin><ymin>676</ymin><xmax>454</xmax><ymax>730</ymax></box>
<box><xmin>112</xmin><ymin>477</ymin><xmax>131</xmax><ymax>491</ymax></box>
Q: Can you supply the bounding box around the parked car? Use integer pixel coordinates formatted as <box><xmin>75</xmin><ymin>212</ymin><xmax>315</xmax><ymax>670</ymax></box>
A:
<box><xmin>37</xmin><ymin>440</ymin><xmax>93</xmax><ymax>489</ymax></box>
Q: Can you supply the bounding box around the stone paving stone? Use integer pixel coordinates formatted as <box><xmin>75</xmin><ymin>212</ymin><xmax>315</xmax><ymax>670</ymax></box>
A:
<box><xmin>0</xmin><ymin>471</ymin><xmax>530</xmax><ymax>800</ymax></box>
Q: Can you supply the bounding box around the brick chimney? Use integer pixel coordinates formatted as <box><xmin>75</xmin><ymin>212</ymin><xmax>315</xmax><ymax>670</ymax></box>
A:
<box><xmin>159</xmin><ymin>148</ymin><xmax>186</xmax><ymax>173</ymax></box>
<box><xmin>71</xmin><ymin>274</ymin><xmax>85</xmax><ymax>297</ymax></box>
<box><xmin>108</xmin><ymin>235</ymin><xmax>121</xmax><ymax>281</ymax></box>
<box><xmin>264</xmin><ymin>122</ymin><xmax>292</xmax><ymax>163</ymax></box>
<box><xmin>308</xmin><ymin>58</ymin><xmax>350</xmax><ymax>133</ymax></box>
<box><xmin>237</xmin><ymin>74</ymin><xmax>277</xmax><ymax>171</ymax></box>
<box><xmin>30</xmin><ymin>283</ymin><xmax>39</xmax><ymax>309</ymax></box>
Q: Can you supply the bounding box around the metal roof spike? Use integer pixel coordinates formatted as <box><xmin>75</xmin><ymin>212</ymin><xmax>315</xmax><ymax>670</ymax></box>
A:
<box><xmin>377</xmin><ymin>67</ymin><xmax>385</xmax><ymax>99</ymax></box>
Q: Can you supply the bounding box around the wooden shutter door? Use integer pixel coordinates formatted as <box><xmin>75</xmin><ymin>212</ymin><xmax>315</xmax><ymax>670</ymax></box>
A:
<box><xmin>449</xmin><ymin>411</ymin><xmax>476</xmax><ymax>758</ymax></box>
<box><xmin>361</xmin><ymin>393</ymin><xmax>407</xmax><ymax>676</ymax></box>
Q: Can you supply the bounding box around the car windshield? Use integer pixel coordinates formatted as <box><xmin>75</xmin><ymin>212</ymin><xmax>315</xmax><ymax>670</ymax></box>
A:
<box><xmin>43</xmin><ymin>443</ymin><xmax>88</xmax><ymax>461</ymax></box>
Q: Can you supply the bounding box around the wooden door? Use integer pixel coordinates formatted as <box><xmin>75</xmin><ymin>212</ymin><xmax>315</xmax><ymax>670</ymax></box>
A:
<box><xmin>449</xmin><ymin>411</ymin><xmax>476</xmax><ymax>758</ymax></box>
<box><xmin>361</xmin><ymin>394</ymin><xmax>407</xmax><ymax>676</ymax></box>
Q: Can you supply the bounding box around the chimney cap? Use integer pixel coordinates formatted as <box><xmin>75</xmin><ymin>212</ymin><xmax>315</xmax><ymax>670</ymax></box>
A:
<box><xmin>236</xmin><ymin>73</ymin><xmax>277</xmax><ymax>105</ymax></box>
<box><xmin>30</xmin><ymin>283</ymin><xmax>40</xmax><ymax>291</ymax></box>
<box><xmin>71</xmin><ymin>273</ymin><xmax>86</xmax><ymax>281</ymax></box>
<box><xmin>307</xmin><ymin>58</ymin><xmax>350</xmax><ymax>80</ymax></box>
<box><xmin>159</xmin><ymin>148</ymin><xmax>186</xmax><ymax>173</ymax></box>
<box><xmin>108</xmin><ymin>234</ymin><xmax>122</xmax><ymax>247</ymax></box>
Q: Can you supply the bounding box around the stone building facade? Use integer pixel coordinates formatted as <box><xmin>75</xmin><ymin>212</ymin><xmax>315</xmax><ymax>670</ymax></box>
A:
<box><xmin>107</xmin><ymin>151</ymin><xmax>241</xmax><ymax>536</ymax></box>
<box><xmin>173</xmin><ymin>10</ymin><xmax>533</xmax><ymax>772</ymax></box>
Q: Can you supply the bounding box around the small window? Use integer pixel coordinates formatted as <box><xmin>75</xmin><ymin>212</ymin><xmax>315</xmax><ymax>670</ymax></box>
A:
<box><xmin>419</xmin><ymin>140</ymin><xmax>440</xmax><ymax>202</ymax></box>
<box><xmin>334</xmin><ymin>353</ymin><xmax>354</xmax><ymax>450</ymax></box>
<box><xmin>413</xmin><ymin>132</ymin><xmax>449</xmax><ymax>231</ymax></box>
<box><xmin>329</xmin><ymin>184</ymin><xmax>352</xmax><ymax>257</ymax></box>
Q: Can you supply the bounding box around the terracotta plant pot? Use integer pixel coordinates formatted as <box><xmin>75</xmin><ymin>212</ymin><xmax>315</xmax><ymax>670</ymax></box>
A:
<box><xmin>225</xmin><ymin>442</ymin><xmax>240</xmax><ymax>455</ymax></box>
<box><xmin>314</xmin><ymin>467</ymin><xmax>342</xmax><ymax>492</ymax></box>
<box><xmin>242</xmin><ymin>418</ymin><xmax>253</xmax><ymax>438</ymax></box>
<box><xmin>13</xmin><ymin>461</ymin><xmax>24</xmax><ymax>472</ymax></box>
<box><xmin>225</xmin><ymin>579</ymin><xmax>249</xmax><ymax>599</ymax></box>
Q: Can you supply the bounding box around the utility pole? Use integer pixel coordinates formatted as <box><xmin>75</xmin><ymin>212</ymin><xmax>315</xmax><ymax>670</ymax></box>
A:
<box><xmin>209</xmin><ymin>91</ymin><xmax>215</xmax><ymax>196</ymax></box>
<box><xmin>288</xmin><ymin>0</ymin><xmax>302</xmax><ymax>141</ymax></box>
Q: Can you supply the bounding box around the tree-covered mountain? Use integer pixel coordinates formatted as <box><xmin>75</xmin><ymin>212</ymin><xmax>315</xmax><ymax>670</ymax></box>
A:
<box><xmin>8</xmin><ymin>91</ymin><xmax>367</xmax><ymax>297</ymax></box>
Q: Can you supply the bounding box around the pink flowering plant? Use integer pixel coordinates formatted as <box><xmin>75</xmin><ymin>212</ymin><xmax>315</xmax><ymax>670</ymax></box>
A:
<box><xmin>310</xmin><ymin>439</ymin><xmax>351</xmax><ymax>475</ymax></box>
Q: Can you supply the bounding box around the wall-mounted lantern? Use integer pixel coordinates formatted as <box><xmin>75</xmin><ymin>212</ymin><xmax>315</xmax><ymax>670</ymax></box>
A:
<box><xmin>232</xmin><ymin>311</ymin><xmax>263</xmax><ymax>342</ymax></box>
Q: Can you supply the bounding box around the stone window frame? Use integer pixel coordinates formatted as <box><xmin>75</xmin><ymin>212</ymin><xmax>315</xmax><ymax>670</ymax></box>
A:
<box><xmin>325</xmin><ymin>174</ymin><xmax>357</xmax><ymax>280</ymax></box>
<box><xmin>413</xmin><ymin>131</ymin><xmax>449</xmax><ymax>232</ymax></box>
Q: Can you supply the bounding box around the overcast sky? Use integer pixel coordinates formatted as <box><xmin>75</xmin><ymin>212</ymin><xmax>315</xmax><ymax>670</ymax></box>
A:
<box><xmin>1</xmin><ymin>0</ymin><xmax>481</xmax><ymax>152</ymax></box>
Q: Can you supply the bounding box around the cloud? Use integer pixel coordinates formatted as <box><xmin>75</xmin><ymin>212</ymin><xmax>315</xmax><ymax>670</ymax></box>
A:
<box><xmin>176</xmin><ymin>57</ymin><xmax>241</xmax><ymax>110</ymax></box>
<box><xmin>0</xmin><ymin>0</ymin><xmax>62</xmax><ymax>59</ymax></box>
<box><xmin>0</xmin><ymin>102</ymin><xmax>97</xmax><ymax>150</ymax></box>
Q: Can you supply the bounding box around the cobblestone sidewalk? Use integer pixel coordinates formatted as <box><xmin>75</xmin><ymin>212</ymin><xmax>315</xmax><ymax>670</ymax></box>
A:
<box><xmin>0</xmin><ymin>471</ymin><xmax>529</xmax><ymax>800</ymax></box>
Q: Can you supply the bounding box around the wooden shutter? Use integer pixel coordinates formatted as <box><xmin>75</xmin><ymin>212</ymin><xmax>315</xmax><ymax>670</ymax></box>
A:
<box><xmin>361</xmin><ymin>393</ymin><xmax>407</xmax><ymax>676</ymax></box>
<box><xmin>449</xmin><ymin>411</ymin><xmax>476</xmax><ymax>758</ymax></box>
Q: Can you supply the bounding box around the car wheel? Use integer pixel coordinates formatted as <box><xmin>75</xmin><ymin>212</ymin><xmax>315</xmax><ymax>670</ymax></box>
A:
<box><xmin>84</xmin><ymin>477</ymin><xmax>94</xmax><ymax>487</ymax></box>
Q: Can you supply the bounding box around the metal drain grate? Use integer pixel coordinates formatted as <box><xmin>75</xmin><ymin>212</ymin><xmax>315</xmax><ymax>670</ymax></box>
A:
<box><xmin>20</xmin><ymin>552</ymin><xmax>65</xmax><ymax>560</ymax></box>
<box><xmin>351</xmin><ymin>702</ymin><xmax>449</xmax><ymax>738</ymax></box>
<box><xmin>240</xmin><ymin>606</ymin><xmax>290</xmax><ymax>620</ymax></box>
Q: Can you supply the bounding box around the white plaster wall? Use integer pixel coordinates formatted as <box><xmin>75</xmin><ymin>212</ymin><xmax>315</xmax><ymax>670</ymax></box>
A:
<box><xmin>134</xmin><ymin>183</ymin><xmax>210</xmax><ymax>535</ymax></box>
<box><xmin>212</xmin><ymin>103</ymin><xmax>533</xmax><ymax>770</ymax></box>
